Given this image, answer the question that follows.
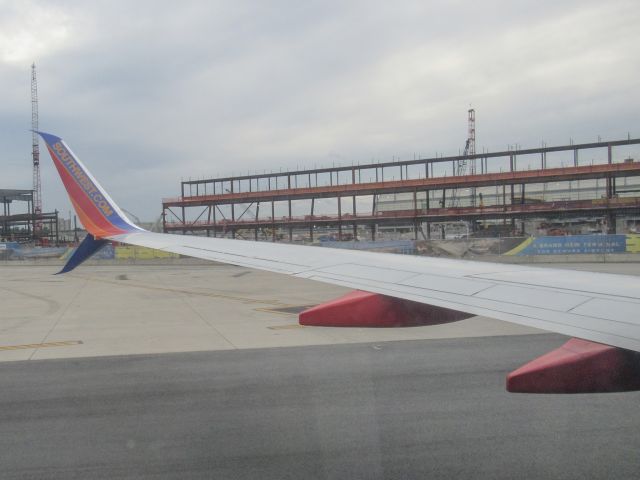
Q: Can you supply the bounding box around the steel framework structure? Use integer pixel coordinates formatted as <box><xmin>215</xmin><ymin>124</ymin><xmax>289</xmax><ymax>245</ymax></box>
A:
<box><xmin>163</xmin><ymin>137</ymin><xmax>640</xmax><ymax>241</ymax></box>
<box><xmin>1</xmin><ymin>189</ymin><xmax>59</xmax><ymax>244</ymax></box>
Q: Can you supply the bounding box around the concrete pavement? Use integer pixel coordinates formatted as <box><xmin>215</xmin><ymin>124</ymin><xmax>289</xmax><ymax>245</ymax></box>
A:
<box><xmin>0</xmin><ymin>263</ymin><xmax>542</xmax><ymax>362</ymax></box>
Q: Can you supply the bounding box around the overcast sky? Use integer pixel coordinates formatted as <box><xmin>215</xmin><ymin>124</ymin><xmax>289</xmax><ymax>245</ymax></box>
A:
<box><xmin>1</xmin><ymin>0</ymin><xmax>639</xmax><ymax>221</ymax></box>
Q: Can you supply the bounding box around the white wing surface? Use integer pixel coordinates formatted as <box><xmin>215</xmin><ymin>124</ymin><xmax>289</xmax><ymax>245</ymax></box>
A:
<box><xmin>110</xmin><ymin>230</ymin><xmax>640</xmax><ymax>353</ymax></box>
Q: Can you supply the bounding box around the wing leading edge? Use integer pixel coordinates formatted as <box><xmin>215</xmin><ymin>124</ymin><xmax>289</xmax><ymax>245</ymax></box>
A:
<box><xmin>39</xmin><ymin>132</ymin><xmax>640</xmax><ymax>392</ymax></box>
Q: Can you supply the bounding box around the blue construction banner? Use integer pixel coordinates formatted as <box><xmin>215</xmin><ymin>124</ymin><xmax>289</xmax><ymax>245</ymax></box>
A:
<box><xmin>508</xmin><ymin>235</ymin><xmax>627</xmax><ymax>256</ymax></box>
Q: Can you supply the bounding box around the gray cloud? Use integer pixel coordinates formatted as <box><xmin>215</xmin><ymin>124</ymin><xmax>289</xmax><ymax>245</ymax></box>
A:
<box><xmin>1</xmin><ymin>0</ymin><xmax>639</xmax><ymax>220</ymax></box>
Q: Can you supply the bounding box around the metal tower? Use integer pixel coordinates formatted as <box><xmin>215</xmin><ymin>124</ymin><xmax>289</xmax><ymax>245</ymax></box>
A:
<box><xmin>468</xmin><ymin>108</ymin><xmax>477</xmax><ymax>208</ymax></box>
<box><xmin>467</xmin><ymin>108</ymin><xmax>476</xmax><ymax>157</ymax></box>
<box><xmin>31</xmin><ymin>63</ymin><xmax>42</xmax><ymax>233</ymax></box>
<box><xmin>451</xmin><ymin>108</ymin><xmax>477</xmax><ymax>207</ymax></box>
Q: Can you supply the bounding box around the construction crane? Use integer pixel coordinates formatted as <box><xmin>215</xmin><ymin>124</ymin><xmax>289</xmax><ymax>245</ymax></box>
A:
<box><xmin>451</xmin><ymin>108</ymin><xmax>476</xmax><ymax>208</ymax></box>
<box><xmin>468</xmin><ymin>108</ymin><xmax>477</xmax><ymax>207</ymax></box>
<box><xmin>31</xmin><ymin>63</ymin><xmax>43</xmax><ymax>235</ymax></box>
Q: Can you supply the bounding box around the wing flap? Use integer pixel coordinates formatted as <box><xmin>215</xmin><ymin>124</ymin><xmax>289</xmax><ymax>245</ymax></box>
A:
<box><xmin>570</xmin><ymin>298</ymin><xmax>640</xmax><ymax>324</ymax></box>
<box><xmin>472</xmin><ymin>269</ymin><xmax>640</xmax><ymax>301</ymax></box>
<box><xmin>473</xmin><ymin>284</ymin><xmax>590</xmax><ymax>312</ymax></box>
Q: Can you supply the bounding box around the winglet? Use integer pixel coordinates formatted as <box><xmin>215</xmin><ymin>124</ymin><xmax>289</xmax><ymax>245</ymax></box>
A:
<box><xmin>38</xmin><ymin>131</ymin><xmax>142</xmax><ymax>239</ymax></box>
<box><xmin>57</xmin><ymin>233</ymin><xmax>109</xmax><ymax>274</ymax></box>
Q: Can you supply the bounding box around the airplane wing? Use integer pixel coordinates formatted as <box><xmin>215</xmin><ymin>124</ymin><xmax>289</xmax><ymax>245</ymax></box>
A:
<box><xmin>39</xmin><ymin>131</ymin><xmax>640</xmax><ymax>393</ymax></box>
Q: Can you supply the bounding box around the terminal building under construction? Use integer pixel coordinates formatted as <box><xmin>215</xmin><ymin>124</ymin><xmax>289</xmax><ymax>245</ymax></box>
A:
<box><xmin>162</xmin><ymin>137</ymin><xmax>640</xmax><ymax>242</ymax></box>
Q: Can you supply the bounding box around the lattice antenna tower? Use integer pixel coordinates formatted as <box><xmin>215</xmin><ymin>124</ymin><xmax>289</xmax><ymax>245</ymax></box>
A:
<box><xmin>31</xmin><ymin>63</ymin><xmax>42</xmax><ymax>232</ymax></box>
<box><xmin>468</xmin><ymin>108</ymin><xmax>476</xmax><ymax>170</ymax></box>
<box><xmin>451</xmin><ymin>108</ymin><xmax>478</xmax><ymax>207</ymax></box>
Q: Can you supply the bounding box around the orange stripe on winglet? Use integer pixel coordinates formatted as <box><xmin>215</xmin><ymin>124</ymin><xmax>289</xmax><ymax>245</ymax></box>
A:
<box><xmin>69</xmin><ymin>197</ymin><xmax>111</xmax><ymax>238</ymax></box>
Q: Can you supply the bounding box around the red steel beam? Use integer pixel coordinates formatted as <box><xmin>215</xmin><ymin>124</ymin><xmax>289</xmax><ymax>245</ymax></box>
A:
<box><xmin>164</xmin><ymin>197</ymin><xmax>640</xmax><ymax>230</ymax></box>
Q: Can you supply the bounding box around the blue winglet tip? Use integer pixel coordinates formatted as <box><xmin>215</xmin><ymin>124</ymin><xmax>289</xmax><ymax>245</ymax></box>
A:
<box><xmin>57</xmin><ymin>234</ymin><xmax>109</xmax><ymax>274</ymax></box>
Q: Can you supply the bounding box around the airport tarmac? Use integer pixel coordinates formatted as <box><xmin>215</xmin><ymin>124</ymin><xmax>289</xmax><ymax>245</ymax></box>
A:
<box><xmin>1</xmin><ymin>260</ymin><xmax>640</xmax><ymax>479</ymax></box>
<box><xmin>1</xmin><ymin>333</ymin><xmax>639</xmax><ymax>480</ymax></box>
<box><xmin>0</xmin><ymin>262</ymin><xmax>546</xmax><ymax>362</ymax></box>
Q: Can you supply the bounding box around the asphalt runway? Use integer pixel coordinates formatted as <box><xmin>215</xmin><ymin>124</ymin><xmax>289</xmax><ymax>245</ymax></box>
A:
<box><xmin>1</xmin><ymin>333</ymin><xmax>639</xmax><ymax>479</ymax></box>
<box><xmin>1</xmin><ymin>260</ymin><xmax>640</xmax><ymax>478</ymax></box>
